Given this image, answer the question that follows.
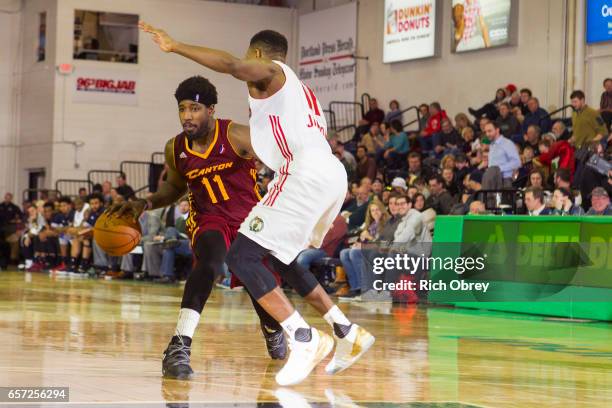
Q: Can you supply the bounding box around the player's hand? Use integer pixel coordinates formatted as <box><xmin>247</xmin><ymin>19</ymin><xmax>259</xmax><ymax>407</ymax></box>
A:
<box><xmin>138</xmin><ymin>21</ymin><xmax>177</xmax><ymax>53</ymax></box>
<box><xmin>106</xmin><ymin>199</ymin><xmax>147</xmax><ymax>222</ymax></box>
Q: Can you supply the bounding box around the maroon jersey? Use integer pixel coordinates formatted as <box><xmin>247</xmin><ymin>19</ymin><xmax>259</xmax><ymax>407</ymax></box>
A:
<box><xmin>172</xmin><ymin>119</ymin><xmax>260</xmax><ymax>240</ymax></box>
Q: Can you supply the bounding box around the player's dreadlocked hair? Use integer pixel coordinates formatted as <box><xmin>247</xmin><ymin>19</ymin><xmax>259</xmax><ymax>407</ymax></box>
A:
<box><xmin>250</xmin><ymin>30</ymin><xmax>288</xmax><ymax>58</ymax></box>
<box><xmin>174</xmin><ymin>76</ymin><xmax>218</xmax><ymax>106</ymax></box>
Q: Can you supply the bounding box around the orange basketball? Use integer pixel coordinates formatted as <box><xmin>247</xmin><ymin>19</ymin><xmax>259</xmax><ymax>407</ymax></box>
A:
<box><xmin>93</xmin><ymin>212</ymin><xmax>142</xmax><ymax>256</ymax></box>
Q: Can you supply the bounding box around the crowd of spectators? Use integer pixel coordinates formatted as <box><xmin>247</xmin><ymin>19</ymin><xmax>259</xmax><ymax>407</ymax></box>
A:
<box><xmin>1</xmin><ymin>80</ymin><xmax>611</xmax><ymax>302</ymax></box>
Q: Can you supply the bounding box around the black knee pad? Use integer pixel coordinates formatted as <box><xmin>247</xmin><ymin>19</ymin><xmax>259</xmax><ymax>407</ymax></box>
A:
<box><xmin>227</xmin><ymin>234</ymin><xmax>278</xmax><ymax>299</ymax></box>
<box><xmin>268</xmin><ymin>257</ymin><xmax>319</xmax><ymax>297</ymax></box>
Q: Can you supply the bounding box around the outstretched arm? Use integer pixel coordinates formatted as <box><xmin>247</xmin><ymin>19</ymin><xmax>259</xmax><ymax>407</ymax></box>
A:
<box><xmin>139</xmin><ymin>21</ymin><xmax>280</xmax><ymax>83</ymax></box>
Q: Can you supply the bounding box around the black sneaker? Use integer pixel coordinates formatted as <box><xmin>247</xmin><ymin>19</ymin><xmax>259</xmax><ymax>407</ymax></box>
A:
<box><xmin>261</xmin><ymin>323</ymin><xmax>287</xmax><ymax>360</ymax></box>
<box><xmin>162</xmin><ymin>336</ymin><xmax>194</xmax><ymax>380</ymax></box>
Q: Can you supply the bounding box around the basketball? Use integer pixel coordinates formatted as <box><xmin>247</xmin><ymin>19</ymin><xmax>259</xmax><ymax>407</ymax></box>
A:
<box><xmin>93</xmin><ymin>211</ymin><xmax>142</xmax><ymax>256</ymax></box>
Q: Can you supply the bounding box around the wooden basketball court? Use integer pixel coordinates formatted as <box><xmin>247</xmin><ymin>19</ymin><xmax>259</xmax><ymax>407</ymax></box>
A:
<box><xmin>0</xmin><ymin>271</ymin><xmax>610</xmax><ymax>407</ymax></box>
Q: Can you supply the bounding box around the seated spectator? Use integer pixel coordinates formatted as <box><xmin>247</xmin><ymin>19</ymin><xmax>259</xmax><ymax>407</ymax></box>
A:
<box><xmin>453</xmin><ymin>170</ymin><xmax>483</xmax><ymax>214</ymax></box>
<box><xmin>524</xmin><ymin>187</ymin><xmax>553</xmax><ymax>215</ymax></box>
<box><xmin>420</xmin><ymin>102</ymin><xmax>448</xmax><ymax>154</ymax></box>
<box><xmin>116</xmin><ymin>173</ymin><xmax>135</xmax><ymax>200</ymax></box>
<box><xmin>519</xmin><ymin>88</ymin><xmax>532</xmax><ymax>115</ymax></box>
<box><xmin>468</xmin><ymin>88</ymin><xmax>507</xmax><ymax>119</ymax></box>
<box><xmin>512</xmin><ymin>105</ymin><xmax>525</xmax><ymax>125</ymax></box>
<box><xmin>339</xmin><ymin>198</ymin><xmax>388</xmax><ymax>298</ymax></box>
<box><xmin>335</xmin><ymin>141</ymin><xmax>357</xmax><ymax>180</ymax></box>
<box><xmin>551</xmin><ymin>188</ymin><xmax>584</xmax><ymax>215</ymax></box>
<box><xmin>433</xmin><ymin>118</ymin><xmax>462</xmax><ymax>159</ymax></box>
<box><xmin>49</xmin><ymin>197</ymin><xmax>75</xmax><ymax>272</ymax></box>
<box><xmin>355</xmin><ymin>145</ymin><xmax>377</xmax><ymax>182</ymax></box>
<box><xmin>551</xmin><ymin>120</ymin><xmax>570</xmax><ymax>141</ymax></box>
<box><xmin>79</xmin><ymin>193</ymin><xmax>105</xmax><ymax>273</ymax></box>
<box><xmin>342</xmin><ymin>185</ymin><xmax>370</xmax><ymax>231</ymax></box>
<box><xmin>64</xmin><ymin>197</ymin><xmax>90</xmax><ymax>274</ymax></box>
<box><xmin>412</xmin><ymin>193</ymin><xmax>426</xmax><ymax>212</ymax></box>
<box><xmin>385</xmin><ymin>100</ymin><xmax>402</xmax><ymax>124</ymax></box>
<box><xmin>509</xmin><ymin>91</ymin><xmax>523</xmax><ymax>112</ymax></box>
<box><xmin>157</xmin><ymin>200</ymin><xmax>191</xmax><ymax>283</ymax></box>
<box><xmin>382</xmin><ymin>120</ymin><xmax>409</xmax><ymax>167</ymax></box>
<box><xmin>0</xmin><ymin>192</ymin><xmax>23</xmax><ymax>266</ymax></box>
<box><xmin>21</xmin><ymin>206</ymin><xmax>45</xmax><ymax>271</ymax></box>
<box><xmin>426</xmin><ymin>175</ymin><xmax>456</xmax><ymax>215</ymax></box>
<box><xmin>391</xmin><ymin>177</ymin><xmax>408</xmax><ymax>195</ymax></box>
<box><xmin>359</xmin><ymin>98</ymin><xmax>385</xmax><ymax>127</ymax></box>
<box><xmin>78</xmin><ymin>188</ymin><xmax>88</xmax><ymax>200</ymax></box>
<box><xmin>440</xmin><ymin>154</ymin><xmax>456</xmax><ymax>171</ymax></box>
<box><xmin>296</xmin><ymin>214</ymin><xmax>348</xmax><ymax>274</ymax></box>
<box><xmin>454</xmin><ymin>153</ymin><xmax>472</xmax><ymax>185</ymax></box>
<box><xmin>371</xmin><ymin>178</ymin><xmax>384</xmax><ymax>198</ymax></box>
<box><xmin>570</xmin><ymin>89</ymin><xmax>608</xmax><ymax>149</ymax></box>
<box><xmin>455</xmin><ymin>112</ymin><xmax>474</xmax><ymax>135</ymax></box>
<box><xmin>554</xmin><ymin>168</ymin><xmax>572</xmax><ymax>190</ymax></box>
<box><xmin>360</xmin><ymin>122</ymin><xmax>385</xmax><ymax>155</ymax></box>
<box><xmin>461</xmin><ymin>127</ymin><xmax>480</xmax><ymax>154</ymax></box>
<box><xmin>406</xmin><ymin>152</ymin><xmax>433</xmax><ymax>183</ymax></box>
<box><xmin>37</xmin><ymin>202</ymin><xmax>61</xmax><ymax>270</ymax></box>
<box><xmin>468</xmin><ymin>200</ymin><xmax>487</xmax><ymax>215</ymax></box>
<box><xmin>495</xmin><ymin>102</ymin><xmax>521</xmax><ymax>138</ymax></box>
<box><xmin>535</xmin><ymin>138</ymin><xmax>575</xmax><ymax>179</ymax></box>
<box><xmin>522</xmin><ymin>97</ymin><xmax>551</xmax><ymax>134</ymax></box>
<box><xmin>102</xmin><ymin>181</ymin><xmax>113</xmax><ymax>206</ymax></box>
<box><xmin>418</xmin><ymin>103</ymin><xmax>430</xmax><ymax>130</ymax></box>
<box><xmin>442</xmin><ymin>167</ymin><xmax>460</xmax><ymax>198</ymax></box>
<box><xmin>526</xmin><ymin>168</ymin><xmax>547</xmax><ymax>190</ymax></box>
<box><xmin>586</xmin><ymin>187</ymin><xmax>612</xmax><ymax>215</ymax></box>
<box><xmin>518</xmin><ymin>124</ymin><xmax>542</xmax><ymax>155</ymax></box>
<box><xmin>599</xmin><ymin>78</ymin><xmax>612</xmax><ymax>129</ymax></box>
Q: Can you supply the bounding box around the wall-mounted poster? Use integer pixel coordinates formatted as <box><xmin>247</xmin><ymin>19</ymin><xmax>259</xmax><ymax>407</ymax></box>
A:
<box><xmin>451</xmin><ymin>0</ymin><xmax>516</xmax><ymax>53</ymax></box>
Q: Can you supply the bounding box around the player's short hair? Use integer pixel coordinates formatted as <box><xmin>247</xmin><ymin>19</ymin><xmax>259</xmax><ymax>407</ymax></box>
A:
<box><xmin>250</xmin><ymin>30</ymin><xmax>288</xmax><ymax>58</ymax></box>
<box><xmin>174</xmin><ymin>76</ymin><xmax>218</xmax><ymax>107</ymax></box>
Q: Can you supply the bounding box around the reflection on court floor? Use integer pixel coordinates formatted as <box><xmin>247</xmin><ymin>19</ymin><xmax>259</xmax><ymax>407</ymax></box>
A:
<box><xmin>0</xmin><ymin>272</ymin><xmax>610</xmax><ymax>407</ymax></box>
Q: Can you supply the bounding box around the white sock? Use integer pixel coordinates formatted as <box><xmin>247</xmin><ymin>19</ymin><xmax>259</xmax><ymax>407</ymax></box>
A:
<box><xmin>174</xmin><ymin>308</ymin><xmax>201</xmax><ymax>338</ymax></box>
<box><xmin>280</xmin><ymin>310</ymin><xmax>310</xmax><ymax>340</ymax></box>
<box><xmin>323</xmin><ymin>305</ymin><xmax>351</xmax><ymax>327</ymax></box>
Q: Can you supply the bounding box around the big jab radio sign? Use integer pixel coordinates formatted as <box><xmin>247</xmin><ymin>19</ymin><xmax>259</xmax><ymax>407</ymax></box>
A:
<box><xmin>73</xmin><ymin>68</ymin><xmax>138</xmax><ymax>105</ymax></box>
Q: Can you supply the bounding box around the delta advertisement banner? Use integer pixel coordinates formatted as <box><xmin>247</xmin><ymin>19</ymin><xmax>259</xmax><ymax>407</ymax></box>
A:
<box><xmin>451</xmin><ymin>0</ymin><xmax>512</xmax><ymax>53</ymax></box>
<box><xmin>72</xmin><ymin>68</ymin><xmax>138</xmax><ymax>106</ymax></box>
<box><xmin>298</xmin><ymin>2</ymin><xmax>357</xmax><ymax>110</ymax></box>
<box><xmin>383</xmin><ymin>0</ymin><xmax>437</xmax><ymax>63</ymax></box>
<box><xmin>586</xmin><ymin>0</ymin><xmax>612</xmax><ymax>44</ymax></box>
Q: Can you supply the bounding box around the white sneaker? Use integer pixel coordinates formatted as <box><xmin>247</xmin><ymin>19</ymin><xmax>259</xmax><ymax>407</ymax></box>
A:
<box><xmin>275</xmin><ymin>328</ymin><xmax>334</xmax><ymax>386</ymax></box>
<box><xmin>274</xmin><ymin>388</ymin><xmax>312</xmax><ymax>408</ymax></box>
<box><xmin>325</xmin><ymin>324</ymin><xmax>375</xmax><ymax>375</ymax></box>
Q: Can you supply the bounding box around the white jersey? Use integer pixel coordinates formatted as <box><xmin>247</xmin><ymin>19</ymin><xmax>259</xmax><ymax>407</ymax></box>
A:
<box><xmin>248</xmin><ymin>60</ymin><xmax>331</xmax><ymax>172</ymax></box>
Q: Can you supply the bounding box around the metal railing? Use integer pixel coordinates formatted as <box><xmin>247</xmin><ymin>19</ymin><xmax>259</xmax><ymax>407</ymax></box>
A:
<box><xmin>474</xmin><ymin>189</ymin><xmax>523</xmax><ymax>215</ymax></box>
<box><xmin>361</xmin><ymin>93</ymin><xmax>371</xmax><ymax>114</ymax></box>
<box><xmin>328</xmin><ymin>101</ymin><xmax>363</xmax><ymax>134</ymax></box>
<box><xmin>55</xmin><ymin>179</ymin><xmax>93</xmax><ymax>199</ymax></box>
<box><xmin>323</xmin><ymin>109</ymin><xmax>336</xmax><ymax>131</ymax></box>
<box><xmin>399</xmin><ymin>105</ymin><xmax>422</xmax><ymax>132</ymax></box>
<box><xmin>151</xmin><ymin>151</ymin><xmax>165</xmax><ymax>165</ymax></box>
<box><xmin>22</xmin><ymin>189</ymin><xmax>61</xmax><ymax>203</ymax></box>
<box><xmin>120</xmin><ymin>161</ymin><xmax>151</xmax><ymax>199</ymax></box>
<box><xmin>87</xmin><ymin>170</ymin><xmax>123</xmax><ymax>188</ymax></box>
<box><xmin>334</xmin><ymin>124</ymin><xmax>357</xmax><ymax>144</ymax></box>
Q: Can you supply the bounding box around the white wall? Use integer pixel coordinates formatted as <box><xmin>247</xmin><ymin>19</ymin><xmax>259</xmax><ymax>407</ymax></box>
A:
<box><xmin>585</xmin><ymin>41</ymin><xmax>612</xmax><ymax>109</ymax></box>
<box><xmin>355</xmin><ymin>0</ymin><xmax>567</xmax><ymax>119</ymax></box>
<box><xmin>0</xmin><ymin>0</ymin><xmax>22</xmax><ymax>196</ymax></box>
<box><xmin>51</xmin><ymin>0</ymin><xmax>296</xmax><ymax>184</ymax></box>
<box><xmin>298</xmin><ymin>0</ymin><xmax>567</xmax><ymax>120</ymax></box>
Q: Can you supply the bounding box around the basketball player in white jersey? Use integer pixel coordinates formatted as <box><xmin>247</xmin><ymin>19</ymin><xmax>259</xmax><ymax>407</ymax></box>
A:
<box><xmin>140</xmin><ymin>22</ymin><xmax>374</xmax><ymax>386</ymax></box>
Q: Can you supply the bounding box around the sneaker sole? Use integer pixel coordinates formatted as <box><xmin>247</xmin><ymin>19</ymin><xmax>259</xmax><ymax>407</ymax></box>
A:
<box><xmin>275</xmin><ymin>330</ymin><xmax>334</xmax><ymax>386</ymax></box>
<box><xmin>325</xmin><ymin>328</ymin><xmax>375</xmax><ymax>375</ymax></box>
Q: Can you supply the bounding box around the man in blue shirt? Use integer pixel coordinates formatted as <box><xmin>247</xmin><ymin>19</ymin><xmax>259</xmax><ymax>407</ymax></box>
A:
<box><xmin>522</xmin><ymin>97</ymin><xmax>551</xmax><ymax>134</ymax></box>
<box><xmin>484</xmin><ymin>121</ymin><xmax>521</xmax><ymax>188</ymax></box>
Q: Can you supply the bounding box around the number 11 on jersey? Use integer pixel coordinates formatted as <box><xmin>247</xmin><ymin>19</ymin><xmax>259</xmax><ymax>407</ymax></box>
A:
<box><xmin>201</xmin><ymin>175</ymin><xmax>229</xmax><ymax>204</ymax></box>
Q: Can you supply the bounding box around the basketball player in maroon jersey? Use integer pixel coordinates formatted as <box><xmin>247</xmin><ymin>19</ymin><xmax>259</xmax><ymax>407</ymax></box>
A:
<box><xmin>109</xmin><ymin>76</ymin><xmax>286</xmax><ymax>379</ymax></box>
